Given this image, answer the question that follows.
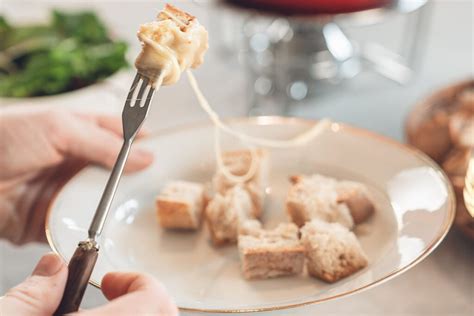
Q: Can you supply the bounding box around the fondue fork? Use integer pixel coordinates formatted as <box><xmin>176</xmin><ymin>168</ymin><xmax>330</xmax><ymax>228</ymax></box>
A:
<box><xmin>54</xmin><ymin>73</ymin><xmax>155</xmax><ymax>315</ymax></box>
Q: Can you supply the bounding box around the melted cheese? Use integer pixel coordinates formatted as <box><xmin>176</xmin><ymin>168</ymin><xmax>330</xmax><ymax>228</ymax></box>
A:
<box><xmin>135</xmin><ymin>5</ymin><xmax>208</xmax><ymax>86</ymax></box>
<box><xmin>186</xmin><ymin>69</ymin><xmax>331</xmax><ymax>148</ymax></box>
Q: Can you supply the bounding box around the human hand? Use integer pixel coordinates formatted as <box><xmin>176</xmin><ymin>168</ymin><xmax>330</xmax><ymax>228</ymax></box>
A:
<box><xmin>0</xmin><ymin>106</ymin><xmax>154</xmax><ymax>244</ymax></box>
<box><xmin>0</xmin><ymin>253</ymin><xmax>178</xmax><ymax>315</ymax></box>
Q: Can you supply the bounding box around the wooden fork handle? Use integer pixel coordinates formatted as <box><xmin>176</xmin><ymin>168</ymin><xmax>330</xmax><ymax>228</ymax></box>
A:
<box><xmin>54</xmin><ymin>240</ymin><xmax>99</xmax><ymax>315</ymax></box>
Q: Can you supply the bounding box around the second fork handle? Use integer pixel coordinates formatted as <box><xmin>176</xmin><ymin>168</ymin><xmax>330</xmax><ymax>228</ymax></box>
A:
<box><xmin>54</xmin><ymin>240</ymin><xmax>99</xmax><ymax>315</ymax></box>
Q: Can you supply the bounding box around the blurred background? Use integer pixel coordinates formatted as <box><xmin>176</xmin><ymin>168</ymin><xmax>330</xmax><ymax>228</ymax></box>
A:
<box><xmin>0</xmin><ymin>0</ymin><xmax>472</xmax><ymax>315</ymax></box>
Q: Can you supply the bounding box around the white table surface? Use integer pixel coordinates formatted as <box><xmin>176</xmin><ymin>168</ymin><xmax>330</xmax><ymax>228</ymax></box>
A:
<box><xmin>0</xmin><ymin>0</ymin><xmax>473</xmax><ymax>315</ymax></box>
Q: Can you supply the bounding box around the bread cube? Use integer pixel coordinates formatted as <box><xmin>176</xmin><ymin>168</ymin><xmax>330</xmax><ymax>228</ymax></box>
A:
<box><xmin>336</xmin><ymin>180</ymin><xmax>375</xmax><ymax>224</ymax></box>
<box><xmin>212</xmin><ymin>149</ymin><xmax>268</xmax><ymax>218</ymax></box>
<box><xmin>205</xmin><ymin>185</ymin><xmax>254</xmax><ymax>246</ymax></box>
<box><xmin>301</xmin><ymin>219</ymin><xmax>368</xmax><ymax>283</ymax></box>
<box><xmin>156</xmin><ymin>181</ymin><xmax>205</xmax><ymax>229</ymax></box>
<box><xmin>238</xmin><ymin>222</ymin><xmax>305</xmax><ymax>279</ymax></box>
<box><xmin>135</xmin><ymin>4</ymin><xmax>208</xmax><ymax>85</ymax></box>
<box><xmin>286</xmin><ymin>175</ymin><xmax>354</xmax><ymax>228</ymax></box>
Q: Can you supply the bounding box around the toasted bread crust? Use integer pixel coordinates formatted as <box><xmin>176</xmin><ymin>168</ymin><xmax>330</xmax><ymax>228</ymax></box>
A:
<box><xmin>286</xmin><ymin>200</ymin><xmax>309</xmax><ymax>227</ymax></box>
<box><xmin>336</xmin><ymin>184</ymin><xmax>375</xmax><ymax>224</ymax></box>
<box><xmin>155</xmin><ymin>181</ymin><xmax>205</xmax><ymax>230</ymax></box>
<box><xmin>158</xmin><ymin>4</ymin><xmax>196</xmax><ymax>31</ymax></box>
<box><xmin>306</xmin><ymin>259</ymin><xmax>366</xmax><ymax>283</ymax></box>
<box><xmin>156</xmin><ymin>199</ymin><xmax>198</xmax><ymax>229</ymax></box>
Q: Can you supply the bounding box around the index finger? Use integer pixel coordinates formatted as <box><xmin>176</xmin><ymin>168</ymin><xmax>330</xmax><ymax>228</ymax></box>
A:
<box><xmin>77</xmin><ymin>272</ymin><xmax>178</xmax><ymax>316</ymax></box>
<box><xmin>101</xmin><ymin>272</ymin><xmax>160</xmax><ymax>300</ymax></box>
<box><xmin>75</xmin><ymin>113</ymin><xmax>150</xmax><ymax>138</ymax></box>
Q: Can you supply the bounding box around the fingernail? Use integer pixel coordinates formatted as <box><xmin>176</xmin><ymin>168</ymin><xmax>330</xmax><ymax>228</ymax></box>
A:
<box><xmin>32</xmin><ymin>253</ymin><xmax>64</xmax><ymax>277</ymax></box>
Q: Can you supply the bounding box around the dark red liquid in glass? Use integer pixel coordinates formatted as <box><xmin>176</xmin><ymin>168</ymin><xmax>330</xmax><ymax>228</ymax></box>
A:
<box><xmin>226</xmin><ymin>0</ymin><xmax>392</xmax><ymax>15</ymax></box>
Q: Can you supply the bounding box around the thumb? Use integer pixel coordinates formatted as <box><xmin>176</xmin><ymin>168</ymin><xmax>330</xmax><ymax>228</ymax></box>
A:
<box><xmin>1</xmin><ymin>253</ymin><xmax>67</xmax><ymax>316</ymax></box>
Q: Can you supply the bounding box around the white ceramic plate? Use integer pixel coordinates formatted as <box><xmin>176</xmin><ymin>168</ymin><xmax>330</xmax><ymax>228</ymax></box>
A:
<box><xmin>46</xmin><ymin>117</ymin><xmax>455</xmax><ymax>313</ymax></box>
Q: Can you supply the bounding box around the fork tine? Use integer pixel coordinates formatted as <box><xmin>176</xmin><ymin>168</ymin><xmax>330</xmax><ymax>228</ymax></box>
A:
<box><xmin>142</xmin><ymin>86</ymin><xmax>155</xmax><ymax>109</ymax></box>
<box><xmin>133</xmin><ymin>77</ymin><xmax>149</xmax><ymax>107</ymax></box>
<box><xmin>125</xmin><ymin>73</ymin><xmax>141</xmax><ymax>107</ymax></box>
<box><xmin>121</xmin><ymin>73</ymin><xmax>155</xmax><ymax>139</ymax></box>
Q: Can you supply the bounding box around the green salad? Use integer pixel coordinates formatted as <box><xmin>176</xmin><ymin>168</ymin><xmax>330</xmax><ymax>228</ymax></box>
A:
<box><xmin>0</xmin><ymin>10</ymin><xmax>128</xmax><ymax>98</ymax></box>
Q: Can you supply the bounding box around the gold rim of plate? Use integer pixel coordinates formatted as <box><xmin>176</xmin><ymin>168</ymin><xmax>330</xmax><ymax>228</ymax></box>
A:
<box><xmin>45</xmin><ymin>116</ymin><xmax>456</xmax><ymax>313</ymax></box>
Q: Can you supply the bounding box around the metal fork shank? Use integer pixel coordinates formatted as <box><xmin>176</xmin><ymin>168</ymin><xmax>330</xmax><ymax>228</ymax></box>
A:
<box><xmin>87</xmin><ymin>73</ymin><xmax>155</xmax><ymax>240</ymax></box>
<box><xmin>88</xmin><ymin>139</ymin><xmax>132</xmax><ymax>240</ymax></box>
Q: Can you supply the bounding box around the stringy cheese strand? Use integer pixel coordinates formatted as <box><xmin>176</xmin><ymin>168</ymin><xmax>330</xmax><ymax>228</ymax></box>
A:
<box><xmin>138</xmin><ymin>34</ymin><xmax>180</xmax><ymax>87</ymax></box>
<box><xmin>186</xmin><ymin>70</ymin><xmax>332</xmax><ymax>149</ymax></box>
<box><xmin>214</xmin><ymin>126</ymin><xmax>260</xmax><ymax>183</ymax></box>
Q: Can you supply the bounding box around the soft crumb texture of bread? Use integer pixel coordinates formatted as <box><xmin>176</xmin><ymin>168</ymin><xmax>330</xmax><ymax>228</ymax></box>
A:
<box><xmin>336</xmin><ymin>181</ymin><xmax>375</xmax><ymax>224</ymax></box>
<box><xmin>301</xmin><ymin>219</ymin><xmax>368</xmax><ymax>283</ymax></box>
<box><xmin>238</xmin><ymin>219</ymin><xmax>263</xmax><ymax>237</ymax></box>
<box><xmin>156</xmin><ymin>181</ymin><xmax>205</xmax><ymax>229</ymax></box>
<box><xmin>238</xmin><ymin>223</ymin><xmax>304</xmax><ymax>279</ymax></box>
<box><xmin>212</xmin><ymin>149</ymin><xmax>268</xmax><ymax>218</ymax></box>
<box><xmin>286</xmin><ymin>174</ymin><xmax>354</xmax><ymax>228</ymax></box>
<box><xmin>206</xmin><ymin>185</ymin><xmax>254</xmax><ymax>245</ymax></box>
